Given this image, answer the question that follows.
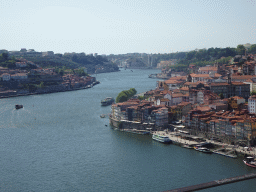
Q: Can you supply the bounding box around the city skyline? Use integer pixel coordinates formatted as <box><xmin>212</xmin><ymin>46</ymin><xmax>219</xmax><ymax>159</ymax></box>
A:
<box><xmin>1</xmin><ymin>0</ymin><xmax>256</xmax><ymax>55</ymax></box>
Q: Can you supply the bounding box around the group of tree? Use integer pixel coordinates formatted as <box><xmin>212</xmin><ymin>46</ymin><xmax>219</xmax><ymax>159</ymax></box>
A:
<box><xmin>0</xmin><ymin>53</ymin><xmax>16</xmax><ymax>69</ymax></box>
<box><xmin>74</xmin><ymin>68</ymin><xmax>88</xmax><ymax>77</ymax></box>
<box><xmin>66</xmin><ymin>54</ymin><xmax>118</xmax><ymax>73</ymax></box>
<box><xmin>160</xmin><ymin>44</ymin><xmax>256</xmax><ymax>72</ymax></box>
<box><xmin>17</xmin><ymin>53</ymin><xmax>118</xmax><ymax>74</ymax></box>
<box><xmin>116</xmin><ymin>88</ymin><xmax>137</xmax><ymax>103</ymax></box>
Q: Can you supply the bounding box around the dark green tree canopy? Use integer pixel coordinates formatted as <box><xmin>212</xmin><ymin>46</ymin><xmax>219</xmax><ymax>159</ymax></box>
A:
<box><xmin>236</xmin><ymin>44</ymin><xmax>246</xmax><ymax>55</ymax></box>
<box><xmin>116</xmin><ymin>88</ymin><xmax>137</xmax><ymax>103</ymax></box>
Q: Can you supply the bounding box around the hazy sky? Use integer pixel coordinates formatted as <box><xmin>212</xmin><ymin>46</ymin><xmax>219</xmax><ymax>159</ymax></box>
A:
<box><xmin>1</xmin><ymin>0</ymin><xmax>256</xmax><ymax>55</ymax></box>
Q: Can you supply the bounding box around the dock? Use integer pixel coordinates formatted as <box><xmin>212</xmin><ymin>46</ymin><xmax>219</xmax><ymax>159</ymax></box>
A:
<box><xmin>213</xmin><ymin>148</ymin><xmax>237</xmax><ymax>158</ymax></box>
<box><xmin>155</xmin><ymin>131</ymin><xmax>256</xmax><ymax>157</ymax></box>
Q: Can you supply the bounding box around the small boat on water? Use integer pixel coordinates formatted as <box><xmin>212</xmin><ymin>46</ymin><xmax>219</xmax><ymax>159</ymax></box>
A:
<box><xmin>152</xmin><ymin>134</ymin><xmax>172</xmax><ymax>144</ymax></box>
<box><xmin>100</xmin><ymin>114</ymin><xmax>106</xmax><ymax>118</ymax></box>
<box><xmin>101</xmin><ymin>97</ymin><xmax>115</xmax><ymax>106</ymax></box>
<box><xmin>243</xmin><ymin>156</ymin><xmax>256</xmax><ymax>168</ymax></box>
<box><xmin>15</xmin><ymin>105</ymin><xmax>23</xmax><ymax>109</ymax></box>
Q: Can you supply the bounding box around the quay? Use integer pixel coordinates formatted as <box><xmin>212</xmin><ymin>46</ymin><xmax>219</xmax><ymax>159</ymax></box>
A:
<box><xmin>155</xmin><ymin>131</ymin><xmax>256</xmax><ymax>157</ymax></box>
<box><xmin>164</xmin><ymin>173</ymin><xmax>256</xmax><ymax>192</ymax></box>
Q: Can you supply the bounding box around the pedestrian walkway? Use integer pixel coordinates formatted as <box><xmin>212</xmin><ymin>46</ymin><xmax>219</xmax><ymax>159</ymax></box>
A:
<box><xmin>155</xmin><ymin>131</ymin><xmax>256</xmax><ymax>157</ymax></box>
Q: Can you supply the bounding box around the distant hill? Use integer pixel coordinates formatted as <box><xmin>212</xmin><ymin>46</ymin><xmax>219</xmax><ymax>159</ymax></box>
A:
<box><xmin>126</xmin><ymin>57</ymin><xmax>146</xmax><ymax>68</ymax></box>
<box><xmin>5</xmin><ymin>51</ymin><xmax>119</xmax><ymax>74</ymax></box>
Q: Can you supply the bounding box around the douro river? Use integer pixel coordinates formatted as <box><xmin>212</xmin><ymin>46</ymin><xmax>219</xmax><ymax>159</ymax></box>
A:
<box><xmin>0</xmin><ymin>69</ymin><xmax>255</xmax><ymax>191</ymax></box>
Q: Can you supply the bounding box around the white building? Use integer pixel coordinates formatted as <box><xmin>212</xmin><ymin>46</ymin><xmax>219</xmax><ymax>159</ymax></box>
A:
<box><xmin>248</xmin><ymin>95</ymin><xmax>256</xmax><ymax>114</ymax></box>
<box><xmin>155</xmin><ymin>107</ymin><xmax>168</xmax><ymax>127</ymax></box>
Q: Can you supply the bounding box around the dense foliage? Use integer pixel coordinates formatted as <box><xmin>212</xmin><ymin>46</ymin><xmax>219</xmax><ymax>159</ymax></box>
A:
<box><xmin>0</xmin><ymin>53</ymin><xmax>16</xmax><ymax>68</ymax></box>
<box><xmin>159</xmin><ymin>45</ymin><xmax>256</xmax><ymax>72</ymax></box>
<box><xmin>20</xmin><ymin>54</ymin><xmax>118</xmax><ymax>74</ymax></box>
<box><xmin>65</xmin><ymin>54</ymin><xmax>119</xmax><ymax>73</ymax></box>
<box><xmin>116</xmin><ymin>88</ymin><xmax>137</xmax><ymax>103</ymax></box>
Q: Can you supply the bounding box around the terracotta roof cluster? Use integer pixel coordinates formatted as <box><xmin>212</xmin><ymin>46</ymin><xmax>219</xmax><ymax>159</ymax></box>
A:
<box><xmin>188</xmin><ymin>108</ymin><xmax>256</xmax><ymax>126</ymax></box>
<box><xmin>164</xmin><ymin>79</ymin><xmax>183</xmax><ymax>84</ymax></box>
<box><xmin>190</xmin><ymin>73</ymin><xmax>210</xmax><ymax>78</ymax></box>
<box><xmin>198</xmin><ymin>66</ymin><xmax>217</xmax><ymax>71</ymax></box>
<box><xmin>231</xmin><ymin>75</ymin><xmax>256</xmax><ymax>80</ymax></box>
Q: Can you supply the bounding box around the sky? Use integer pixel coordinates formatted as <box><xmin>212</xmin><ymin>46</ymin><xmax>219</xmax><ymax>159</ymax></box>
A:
<box><xmin>1</xmin><ymin>0</ymin><xmax>256</xmax><ymax>55</ymax></box>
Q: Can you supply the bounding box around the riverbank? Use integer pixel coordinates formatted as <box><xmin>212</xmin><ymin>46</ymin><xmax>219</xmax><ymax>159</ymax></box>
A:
<box><xmin>0</xmin><ymin>81</ymin><xmax>100</xmax><ymax>99</ymax></box>
<box><xmin>155</xmin><ymin>131</ymin><xmax>256</xmax><ymax>157</ymax></box>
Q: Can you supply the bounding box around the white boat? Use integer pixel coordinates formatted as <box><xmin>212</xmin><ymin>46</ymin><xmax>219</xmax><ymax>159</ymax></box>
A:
<box><xmin>152</xmin><ymin>134</ymin><xmax>172</xmax><ymax>144</ymax></box>
<box><xmin>243</xmin><ymin>156</ymin><xmax>256</xmax><ymax>168</ymax></box>
<box><xmin>195</xmin><ymin>147</ymin><xmax>212</xmax><ymax>154</ymax></box>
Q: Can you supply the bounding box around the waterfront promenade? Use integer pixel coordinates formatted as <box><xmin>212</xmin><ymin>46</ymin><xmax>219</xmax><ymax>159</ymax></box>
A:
<box><xmin>155</xmin><ymin>131</ymin><xmax>256</xmax><ymax>157</ymax></box>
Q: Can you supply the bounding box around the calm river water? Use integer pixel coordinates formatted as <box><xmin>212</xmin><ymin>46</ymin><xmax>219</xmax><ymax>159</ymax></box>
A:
<box><xmin>0</xmin><ymin>69</ymin><xmax>256</xmax><ymax>192</ymax></box>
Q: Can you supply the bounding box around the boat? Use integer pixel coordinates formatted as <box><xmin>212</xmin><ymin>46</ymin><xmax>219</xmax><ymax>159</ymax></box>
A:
<box><xmin>122</xmin><ymin>129</ymin><xmax>150</xmax><ymax>135</ymax></box>
<box><xmin>101</xmin><ymin>97</ymin><xmax>115</xmax><ymax>106</ymax></box>
<box><xmin>243</xmin><ymin>156</ymin><xmax>256</xmax><ymax>168</ymax></box>
<box><xmin>15</xmin><ymin>105</ymin><xmax>23</xmax><ymax>109</ymax></box>
<box><xmin>183</xmin><ymin>144</ymin><xmax>194</xmax><ymax>149</ymax></box>
<box><xmin>100</xmin><ymin>114</ymin><xmax>106</xmax><ymax>118</ymax></box>
<box><xmin>195</xmin><ymin>147</ymin><xmax>212</xmax><ymax>154</ymax></box>
<box><xmin>152</xmin><ymin>134</ymin><xmax>172</xmax><ymax>144</ymax></box>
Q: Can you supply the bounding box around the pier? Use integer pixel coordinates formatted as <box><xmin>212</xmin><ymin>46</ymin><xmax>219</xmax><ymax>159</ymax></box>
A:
<box><xmin>164</xmin><ymin>173</ymin><xmax>256</xmax><ymax>192</ymax></box>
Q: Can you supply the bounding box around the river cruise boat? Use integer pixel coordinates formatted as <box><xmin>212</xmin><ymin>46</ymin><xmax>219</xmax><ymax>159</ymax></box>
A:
<box><xmin>101</xmin><ymin>97</ymin><xmax>115</xmax><ymax>106</ymax></box>
<box><xmin>243</xmin><ymin>156</ymin><xmax>256</xmax><ymax>168</ymax></box>
<box><xmin>152</xmin><ymin>134</ymin><xmax>172</xmax><ymax>144</ymax></box>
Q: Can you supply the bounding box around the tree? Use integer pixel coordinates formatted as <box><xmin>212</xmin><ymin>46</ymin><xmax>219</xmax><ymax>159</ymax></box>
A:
<box><xmin>39</xmin><ymin>82</ymin><xmax>45</xmax><ymax>88</ymax></box>
<box><xmin>7</xmin><ymin>62</ymin><xmax>16</xmax><ymax>69</ymax></box>
<box><xmin>75</xmin><ymin>68</ymin><xmax>88</xmax><ymax>77</ymax></box>
<box><xmin>185</xmin><ymin>51</ymin><xmax>196</xmax><ymax>60</ymax></box>
<box><xmin>116</xmin><ymin>88</ymin><xmax>137</xmax><ymax>103</ymax></box>
<box><xmin>116</xmin><ymin>92</ymin><xmax>128</xmax><ymax>103</ymax></box>
<box><xmin>251</xmin><ymin>91</ymin><xmax>256</xmax><ymax>96</ymax></box>
<box><xmin>219</xmin><ymin>93</ymin><xmax>224</xmax><ymax>99</ymax></box>
<box><xmin>1</xmin><ymin>52</ymin><xmax>9</xmax><ymax>60</ymax></box>
<box><xmin>236</xmin><ymin>44</ymin><xmax>246</xmax><ymax>55</ymax></box>
<box><xmin>138</xmin><ymin>96</ymin><xmax>144</xmax><ymax>100</ymax></box>
<box><xmin>249</xmin><ymin>44</ymin><xmax>256</xmax><ymax>54</ymax></box>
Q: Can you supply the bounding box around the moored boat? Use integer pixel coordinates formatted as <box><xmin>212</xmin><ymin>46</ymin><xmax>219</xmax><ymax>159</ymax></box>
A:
<box><xmin>196</xmin><ymin>147</ymin><xmax>212</xmax><ymax>154</ymax></box>
<box><xmin>152</xmin><ymin>134</ymin><xmax>172</xmax><ymax>144</ymax></box>
<box><xmin>183</xmin><ymin>144</ymin><xmax>195</xmax><ymax>149</ymax></box>
<box><xmin>15</xmin><ymin>105</ymin><xmax>23</xmax><ymax>109</ymax></box>
<box><xmin>101</xmin><ymin>97</ymin><xmax>115</xmax><ymax>106</ymax></box>
<box><xmin>243</xmin><ymin>156</ymin><xmax>256</xmax><ymax>168</ymax></box>
<box><xmin>122</xmin><ymin>129</ymin><xmax>150</xmax><ymax>135</ymax></box>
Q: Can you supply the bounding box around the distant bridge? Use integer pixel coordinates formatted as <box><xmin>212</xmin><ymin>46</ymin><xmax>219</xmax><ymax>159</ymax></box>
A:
<box><xmin>164</xmin><ymin>173</ymin><xmax>256</xmax><ymax>192</ymax></box>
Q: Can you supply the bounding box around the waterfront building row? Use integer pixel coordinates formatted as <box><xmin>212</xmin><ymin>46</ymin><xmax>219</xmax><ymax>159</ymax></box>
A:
<box><xmin>111</xmin><ymin>99</ymin><xmax>169</xmax><ymax>128</ymax></box>
<box><xmin>183</xmin><ymin>109</ymin><xmax>256</xmax><ymax>144</ymax></box>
